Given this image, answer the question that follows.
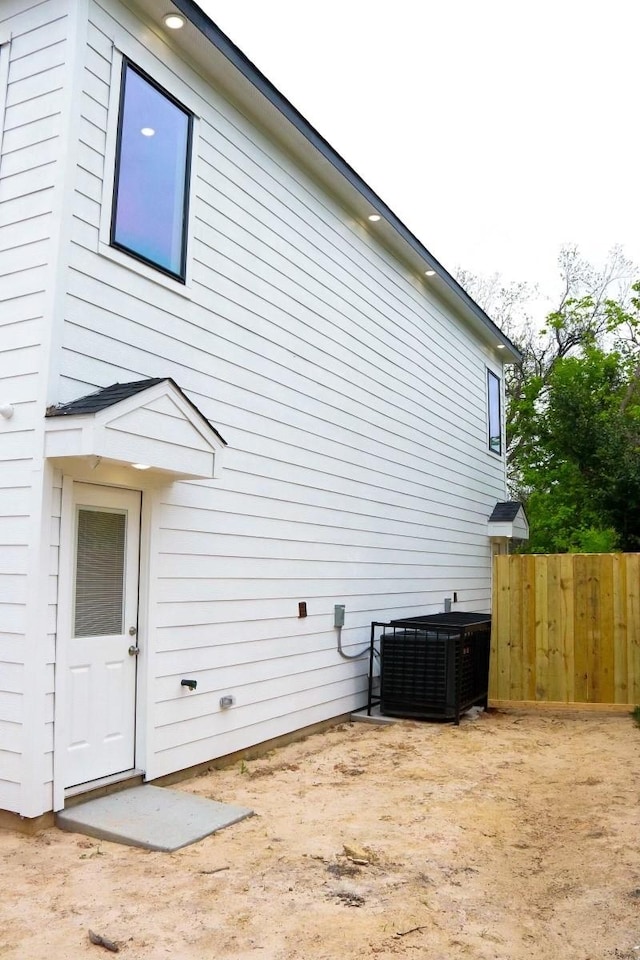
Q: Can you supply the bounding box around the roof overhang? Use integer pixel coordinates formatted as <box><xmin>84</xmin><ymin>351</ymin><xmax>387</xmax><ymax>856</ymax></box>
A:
<box><xmin>126</xmin><ymin>0</ymin><xmax>521</xmax><ymax>365</ymax></box>
<box><xmin>488</xmin><ymin>502</ymin><xmax>529</xmax><ymax>540</ymax></box>
<box><xmin>45</xmin><ymin>379</ymin><xmax>226</xmax><ymax>480</ymax></box>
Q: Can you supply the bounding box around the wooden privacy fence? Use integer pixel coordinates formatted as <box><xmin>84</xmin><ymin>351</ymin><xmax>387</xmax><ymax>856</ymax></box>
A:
<box><xmin>490</xmin><ymin>553</ymin><xmax>640</xmax><ymax>705</ymax></box>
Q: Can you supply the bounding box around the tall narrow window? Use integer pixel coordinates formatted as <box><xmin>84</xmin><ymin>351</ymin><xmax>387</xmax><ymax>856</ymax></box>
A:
<box><xmin>487</xmin><ymin>370</ymin><xmax>502</xmax><ymax>455</ymax></box>
<box><xmin>111</xmin><ymin>61</ymin><xmax>192</xmax><ymax>280</ymax></box>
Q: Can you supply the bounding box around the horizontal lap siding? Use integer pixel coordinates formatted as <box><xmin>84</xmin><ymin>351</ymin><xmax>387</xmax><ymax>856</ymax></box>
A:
<box><xmin>61</xmin><ymin>1</ymin><xmax>506</xmax><ymax>779</ymax></box>
<box><xmin>0</xmin><ymin>0</ymin><xmax>67</xmax><ymax>812</ymax></box>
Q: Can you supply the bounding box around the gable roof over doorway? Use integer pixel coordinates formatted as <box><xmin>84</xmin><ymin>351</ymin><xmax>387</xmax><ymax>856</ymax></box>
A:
<box><xmin>45</xmin><ymin>378</ymin><xmax>226</xmax><ymax>480</ymax></box>
<box><xmin>487</xmin><ymin>501</ymin><xmax>529</xmax><ymax>540</ymax></box>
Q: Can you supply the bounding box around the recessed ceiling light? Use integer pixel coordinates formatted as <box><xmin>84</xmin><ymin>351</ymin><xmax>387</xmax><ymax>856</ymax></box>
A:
<box><xmin>140</xmin><ymin>127</ymin><xmax>155</xmax><ymax>137</ymax></box>
<box><xmin>163</xmin><ymin>13</ymin><xmax>185</xmax><ymax>29</ymax></box>
<box><xmin>424</xmin><ymin>269</ymin><xmax>436</xmax><ymax>277</ymax></box>
<box><xmin>368</xmin><ymin>214</ymin><xmax>381</xmax><ymax>222</ymax></box>
<box><xmin>131</xmin><ymin>463</ymin><xmax>151</xmax><ymax>470</ymax></box>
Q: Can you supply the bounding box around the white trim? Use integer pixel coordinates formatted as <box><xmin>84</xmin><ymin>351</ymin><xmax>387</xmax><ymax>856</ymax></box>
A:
<box><xmin>54</xmin><ymin>479</ymin><xmax>146</xmax><ymax>806</ymax></box>
<box><xmin>99</xmin><ymin>42</ymin><xmax>122</xmax><ymax>252</ymax></box>
<box><xmin>0</xmin><ymin>31</ymin><xmax>11</xmax><ymax>159</ymax></box>
<box><xmin>488</xmin><ymin>508</ymin><xmax>529</xmax><ymax>541</ymax></box>
<box><xmin>98</xmin><ymin>46</ymin><xmax>199</xmax><ymax>295</ymax></box>
<box><xmin>45</xmin><ymin>459</ymin><xmax>175</xmax><ymax>490</ymax></box>
<box><xmin>29</xmin><ymin>2</ymin><xmax>97</xmax><ymax>815</ymax></box>
<box><xmin>44</xmin><ymin>379</ymin><xmax>226</xmax><ymax>480</ymax></box>
<box><xmin>42</xmin><ymin>0</ymin><xmax>90</xmax><ymax>406</ymax></box>
<box><xmin>20</xmin><ymin>461</ymin><xmax>56</xmax><ymax>816</ymax></box>
<box><xmin>488</xmin><ymin>523</ymin><xmax>516</xmax><ymax>538</ymax></box>
<box><xmin>65</xmin><ymin>768</ymin><xmax>143</xmax><ymax>799</ymax></box>
<box><xmin>53</xmin><ymin>468</ymin><xmax>172</xmax><ymax>809</ymax></box>
<box><xmin>95</xmin><ymin>241</ymin><xmax>195</xmax><ymax>299</ymax></box>
<box><xmin>53</xmin><ymin>477</ymin><xmax>74</xmax><ymax>811</ymax></box>
<box><xmin>137</xmin><ymin>487</ymin><xmax>160</xmax><ymax>780</ymax></box>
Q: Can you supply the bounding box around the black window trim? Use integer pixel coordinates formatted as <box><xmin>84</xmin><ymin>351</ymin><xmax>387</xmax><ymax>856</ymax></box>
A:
<box><xmin>110</xmin><ymin>58</ymin><xmax>193</xmax><ymax>283</ymax></box>
<box><xmin>487</xmin><ymin>369</ymin><xmax>502</xmax><ymax>456</ymax></box>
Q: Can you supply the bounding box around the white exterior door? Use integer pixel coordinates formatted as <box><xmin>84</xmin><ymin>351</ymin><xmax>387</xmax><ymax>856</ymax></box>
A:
<box><xmin>65</xmin><ymin>484</ymin><xmax>141</xmax><ymax>788</ymax></box>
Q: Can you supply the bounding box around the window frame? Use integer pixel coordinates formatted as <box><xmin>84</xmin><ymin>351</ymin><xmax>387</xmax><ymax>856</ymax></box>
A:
<box><xmin>73</xmin><ymin>505</ymin><xmax>128</xmax><ymax>638</ymax></box>
<box><xmin>487</xmin><ymin>369</ymin><xmax>502</xmax><ymax>456</ymax></box>
<box><xmin>110</xmin><ymin>58</ymin><xmax>194</xmax><ymax>283</ymax></box>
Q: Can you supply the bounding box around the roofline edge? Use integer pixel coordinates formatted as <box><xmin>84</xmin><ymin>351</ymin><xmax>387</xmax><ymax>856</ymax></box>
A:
<box><xmin>170</xmin><ymin>0</ymin><xmax>522</xmax><ymax>363</ymax></box>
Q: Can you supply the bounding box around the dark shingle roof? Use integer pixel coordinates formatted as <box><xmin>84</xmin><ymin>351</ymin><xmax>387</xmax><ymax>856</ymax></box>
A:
<box><xmin>489</xmin><ymin>501</ymin><xmax>524</xmax><ymax>522</ymax></box>
<box><xmin>46</xmin><ymin>379</ymin><xmax>165</xmax><ymax>417</ymax></box>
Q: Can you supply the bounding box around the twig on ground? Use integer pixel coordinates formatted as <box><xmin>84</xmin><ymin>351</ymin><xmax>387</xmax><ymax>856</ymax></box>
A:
<box><xmin>395</xmin><ymin>925</ymin><xmax>429</xmax><ymax>938</ymax></box>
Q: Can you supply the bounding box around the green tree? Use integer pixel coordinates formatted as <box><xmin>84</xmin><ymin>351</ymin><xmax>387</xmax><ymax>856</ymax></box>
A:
<box><xmin>459</xmin><ymin>247</ymin><xmax>640</xmax><ymax>552</ymax></box>
<box><xmin>520</xmin><ymin>347</ymin><xmax>640</xmax><ymax>551</ymax></box>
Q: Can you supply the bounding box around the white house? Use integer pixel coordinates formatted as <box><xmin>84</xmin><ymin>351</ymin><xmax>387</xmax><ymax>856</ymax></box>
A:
<box><xmin>0</xmin><ymin>0</ymin><xmax>521</xmax><ymax>825</ymax></box>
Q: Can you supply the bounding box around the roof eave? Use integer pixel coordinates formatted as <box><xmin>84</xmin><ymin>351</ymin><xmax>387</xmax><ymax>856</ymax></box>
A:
<box><xmin>155</xmin><ymin>0</ymin><xmax>522</xmax><ymax>363</ymax></box>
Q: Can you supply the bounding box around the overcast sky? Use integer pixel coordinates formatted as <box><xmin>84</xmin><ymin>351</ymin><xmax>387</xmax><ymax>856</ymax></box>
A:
<box><xmin>198</xmin><ymin>0</ymin><xmax>640</xmax><ymax>305</ymax></box>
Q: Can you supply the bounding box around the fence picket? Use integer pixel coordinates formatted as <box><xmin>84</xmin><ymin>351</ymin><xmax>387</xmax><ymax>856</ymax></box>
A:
<box><xmin>612</xmin><ymin>555</ymin><xmax>628</xmax><ymax>703</ymax></box>
<box><xmin>627</xmin><ymin>555</ymin><xmax>640</xmax><ymax>703</ymax></box>
<box><xmin>491</xmin><ymin>553</ymin><xmax>640</xmax><ymax>706</ymax></box>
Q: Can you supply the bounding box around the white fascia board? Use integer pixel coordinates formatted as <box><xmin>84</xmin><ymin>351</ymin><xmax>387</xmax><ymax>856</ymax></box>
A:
<box><xmin>44</xmin><ymin>422</ymin><xmax>86</xmax><ymax>458</ymax></box>
<box><xmin>488</xmin><ymin>521</ymin><xmax>515</xmax><ymax>539</ymax></box>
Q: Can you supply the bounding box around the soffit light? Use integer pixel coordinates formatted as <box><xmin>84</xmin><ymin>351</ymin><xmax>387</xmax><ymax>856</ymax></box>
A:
<box><xmin>163</xmin><ymin>13</ymin><xmax>185</xmax><ymax>29</ymax></box>
<box><xmin>140</xmin><ymin>127</ymin><xmax>155</xmax><ymax>137</ymax></box>
<box><xmin>368</xmin><ymin>214</ymin><xmax>381</xmax><ymax>222</ymax></box>
<box><xmin>424</xmin><ymin>269</ymin><xmax>436</xmax><ymax>277</ymax></box>
<box><xmin>132</xmin><ymin>463</ymin><xmax>151</xmax><ymax>470</ymax></box>
<box><xmin>496</xmin><ymin>344</ymin><xmax>506</xmax><ymax>350</ymax></box>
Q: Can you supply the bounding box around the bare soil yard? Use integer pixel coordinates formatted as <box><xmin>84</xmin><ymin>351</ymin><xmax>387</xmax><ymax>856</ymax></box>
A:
<box><xmin>2</xmin><ymin>709</ymin><xmax>640</xmax><ymax>960</ymax></box>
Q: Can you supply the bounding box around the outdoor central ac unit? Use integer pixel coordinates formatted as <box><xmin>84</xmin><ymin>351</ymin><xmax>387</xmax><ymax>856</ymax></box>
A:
<box><xmin>377</xmin><ymin>613</ymin><xmax>491</xmax><ymax>725</ymax></box>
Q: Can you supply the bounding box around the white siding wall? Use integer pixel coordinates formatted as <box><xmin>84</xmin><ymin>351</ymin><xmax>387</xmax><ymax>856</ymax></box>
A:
<box><xmin>59</xmin><ymin>0</ymin><xmax>507</xmax><ymax>781</ymax></box>
<box><xmin>0</xmin><ymin>0</ymin><xmax>69</xmax><ymax>812</ymax></box>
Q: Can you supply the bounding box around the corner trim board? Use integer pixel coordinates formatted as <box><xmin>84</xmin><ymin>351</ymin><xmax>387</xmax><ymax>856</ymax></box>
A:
<box><xmin>0</xmin><ymin>34</ymin><xmax>11</xmax><ymax>158</ymax></box>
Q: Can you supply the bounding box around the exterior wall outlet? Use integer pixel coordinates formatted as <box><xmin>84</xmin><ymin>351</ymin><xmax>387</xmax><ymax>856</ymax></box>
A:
<box><xmin>334</xmin><ymin>604</ymin><xmax>345</xmax><ymax>628</ymax></box>
<box><xmin>219</xmin><ymin>695</ymin><xmax>235</xmax><ymax>709</ymax></box>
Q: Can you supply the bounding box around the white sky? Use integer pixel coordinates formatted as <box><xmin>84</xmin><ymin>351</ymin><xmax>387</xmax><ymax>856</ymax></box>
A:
<box><xmin>197</xmin><ymin>0</ymin><xmax>640</xmax><ymax>303</ymax></box>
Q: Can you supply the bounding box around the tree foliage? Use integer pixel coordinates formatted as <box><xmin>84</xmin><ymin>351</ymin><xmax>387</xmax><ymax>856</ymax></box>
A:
<box><xmin>520</xmin><ymin>347</ymin><xmax>640</xmax><ymax>551</ymax></box>
<box><xmin>459</xmin><ymin>247</ymin><xmax>640</xmax><ymax>552</ymax></box>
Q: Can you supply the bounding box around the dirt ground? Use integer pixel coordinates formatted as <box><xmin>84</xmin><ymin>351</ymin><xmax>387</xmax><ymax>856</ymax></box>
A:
<box><xmin>2</xmin><ymin>709</ymin><xmax>640</xmax><ymax>960</ymax></box>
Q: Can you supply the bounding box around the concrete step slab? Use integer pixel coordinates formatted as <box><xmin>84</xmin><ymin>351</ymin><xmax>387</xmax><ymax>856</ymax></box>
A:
<box><xmin>56</xmin><ymin>784</ymin><xmax>253</xmax><ymax>851</ymax></box>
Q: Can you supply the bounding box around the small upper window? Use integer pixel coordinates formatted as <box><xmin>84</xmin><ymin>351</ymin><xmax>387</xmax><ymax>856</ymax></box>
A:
<box><xmin>487</xmin><ymin>370</ymin><xmax>502</xmax><ymax>455</ymax></box>
<box><xmin>111</xmin><ymin>62</ymin><xmax>192</xmax><ymax>280</ymax></box>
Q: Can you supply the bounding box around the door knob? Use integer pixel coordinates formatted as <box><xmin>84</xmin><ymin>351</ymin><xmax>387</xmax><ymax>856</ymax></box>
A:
<box><xmin>128</xmin><ymin>645</ymin><xmax>140</xmax><ymax>656</ymax></box>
